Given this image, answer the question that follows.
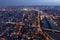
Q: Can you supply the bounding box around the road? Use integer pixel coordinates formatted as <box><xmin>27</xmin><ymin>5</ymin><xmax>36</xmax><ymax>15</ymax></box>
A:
<box><xmin>1</xmin><ymin>8</ymin><xmax>60</xmax><ymax>40</ymax></box>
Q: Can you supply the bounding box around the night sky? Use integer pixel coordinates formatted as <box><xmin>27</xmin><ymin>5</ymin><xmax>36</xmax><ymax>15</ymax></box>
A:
<box><xmin>0</xmin><ymin>0</ymin><xmax>60</xmax><ymax>6</ymax></box>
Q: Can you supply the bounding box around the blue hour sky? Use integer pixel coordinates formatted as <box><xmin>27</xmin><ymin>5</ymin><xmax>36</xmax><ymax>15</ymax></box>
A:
<box><xmin>0</xmin><ymin>0</ymin><xmax>60</xmax><ymax>6</ymax></box>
